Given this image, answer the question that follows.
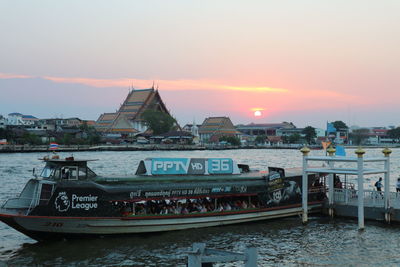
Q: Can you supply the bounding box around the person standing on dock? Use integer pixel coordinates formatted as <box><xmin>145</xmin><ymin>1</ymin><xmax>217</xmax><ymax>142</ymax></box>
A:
<box><xmin>396</xmin><ymin>178</ymin><xmax>400</xmax><ymax>193</ymax></box>
<box><xmin>375</xmin><ymin>177</ymin><xmax>383</xmax><ymax>192</ymax></box>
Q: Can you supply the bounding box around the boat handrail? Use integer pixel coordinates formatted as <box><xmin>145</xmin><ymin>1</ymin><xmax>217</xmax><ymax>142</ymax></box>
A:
<box><xmin>26</xmin><ymin>182</ymin><xmax>40</xmax><ymax>215</ymax></box>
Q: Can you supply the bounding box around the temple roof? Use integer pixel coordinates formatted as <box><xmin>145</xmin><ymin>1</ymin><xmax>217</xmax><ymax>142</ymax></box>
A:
<box><xmin>95</xmin><ymin>88</ymin><xmax>172</xmax><ymax>134</ymax></box>
<box><xmin>199</xmin><ymin>116</ymin><xmax>239</xmax><ymax>135</ymax></box>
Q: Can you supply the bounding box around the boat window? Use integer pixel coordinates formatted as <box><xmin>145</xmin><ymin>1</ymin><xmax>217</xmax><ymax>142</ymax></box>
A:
<box><xmin>115</xmin><ymin>195</ymin><xmax>262</xmax><ymax>217</ymax></box>
<box><xmin>40</xmin><ymin>166</ymin><xmax>54</xmax><ymax>178</ymax></box>
<box><xmin>61</xmin><ymin>166</ymin><xmax>78</xmax><ymax>180</ymax></box>
<box><xmin>53</xmin><ymin>168</ymin><xmax>61</xmax><ymax>179</ymax></box>
<box><xmin>87</xmin><ymin>168</ymin><xmax>97</xmax><ymax>178</ymax></box>
<box><xmin>68</xmin><ymin>167</ymin><xmax>78</xmax><ymax>180</ymax></box>
<box><xmin>78</xmin><ymin>167</ymin><xmax>97</xmax><ymax>179</ymax></box>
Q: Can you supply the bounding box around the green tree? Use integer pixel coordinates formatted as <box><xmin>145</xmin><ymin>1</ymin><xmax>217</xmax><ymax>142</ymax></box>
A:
<box><xmin>255</xmin><ymin>135</ymin><xmax>266</xmax><ymax>144</ymax></box>
<box><xmin>79</xmin><ymin>122</ymin><xmax>101</xmax><ymax>144</ymax></box>
<box><xmin>61</xmin><ymin>133</ymin><xmax>73</xmax><ymax>145</ymax></box>
<box><xmin>332</xmin><ymin>120</ymin><xmax>348</xmax><ymax>130</ymax></box>
<box><xmin>388</xmin><ymin>127</ymin><xmax>400</xmax><ymax>143</ymax></box>
<box><xmin>281</xmin><ymin>135</ymin><xmax>291</xmax><ymax>144</ymax></box>
<box><xmin>88</xmin><ymin>134</ymin><xmax>101</xmax><ymax>145</ymax></box>
<box><xmin>0</xmin><ymin>128</ymin><xmax>15</xmax><ymax>142</ymax></box>
<box><xmin>349</xmin><ymin>128</ymin><xmax>370</xmax><ymax>145</ymax></box>
<box><xmin>302</xmin><ymin>126</ymin><xmax>316</xmax><ymax>144</ymax></box>
<box><xmin>219</xmin><ymin>136</ymin><xmax>241</xmax><ymax>146</ymax></box>
<box><xmin>21</xmin><ymin>132</ymin><xmax>42</xmax><ymax>145</ymax></box>
<box><xmin>142</xmin><ymin>110</ymin><xmax>177</xmax><ymax>135</ymax></box>
<box><xmin>288</xmin><ymin>133</ymin><xmax>301</xmax><ymax>143</ymax></box>
<box><xmin>79</xmin><ymin>121</ymin><xmax>90</xmax><ymax>132</ymax></box>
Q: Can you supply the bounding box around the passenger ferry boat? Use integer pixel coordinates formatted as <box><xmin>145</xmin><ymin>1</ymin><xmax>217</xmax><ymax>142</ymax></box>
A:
<box><xmin>0</xmin><ymin>156</ymin><xmax>325</xmax><ymax>241</ymax></box>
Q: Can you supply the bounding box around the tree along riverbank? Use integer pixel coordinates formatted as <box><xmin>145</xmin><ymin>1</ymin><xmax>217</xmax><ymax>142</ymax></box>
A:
<box><xmin>1</xmin><ymin>144</ymin><xmax>398</xmax><ymax>153</ymax></box>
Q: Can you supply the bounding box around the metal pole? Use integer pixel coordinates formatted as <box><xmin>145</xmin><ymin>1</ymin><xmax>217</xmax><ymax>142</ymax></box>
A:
<box><xmin>300</xmin><ymin>146</ymin><xmax>310</xmax><ymax>223</ymax></box>
<box><xmin>355</xmin><ymin>148</ymin><xmax>365</xmax><ymax>230</ymax></box>
<box><xmin>383</xmin><ymin>148</ymin><xmax>392</xmax><ymax>223</ymax></box>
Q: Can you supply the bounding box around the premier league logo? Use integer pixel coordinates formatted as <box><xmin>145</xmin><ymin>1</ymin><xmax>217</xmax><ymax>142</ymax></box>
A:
<box><xmin>55</xmin><ymin>192</ymin><xmax>70</xmax><ymax>212</ymax></box>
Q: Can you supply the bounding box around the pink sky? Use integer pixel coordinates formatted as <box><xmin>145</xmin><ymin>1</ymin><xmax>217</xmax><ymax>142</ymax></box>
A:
<box><xmin>0</xmin><ymin>1</ymin><xmax>399</xmax><ymax>128</ymax></box>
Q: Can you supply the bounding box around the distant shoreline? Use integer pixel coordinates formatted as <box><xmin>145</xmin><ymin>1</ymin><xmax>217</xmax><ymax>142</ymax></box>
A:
<box><xmin>0</xmin><ymin>144</ymin><xmax>398</xmax><ymax>153</ymax></box>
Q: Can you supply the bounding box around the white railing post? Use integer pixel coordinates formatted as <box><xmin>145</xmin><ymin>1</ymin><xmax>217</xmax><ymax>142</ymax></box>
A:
<box><xmin>244</xmin><ymin>247</ymin><xmax>257</xmax><ymax>267</ymax></box>
<box><xmin>327</xmin><ymin>146</ymin><xmax>336</xmax><ymax>217</ymax></box>
<box><xmin>355</xmin><ymin>147</ymin><xmax>365</xmax><ymax>230</ymax></box>
<box><xmin>300</xmin><ymin>146</ymin><xmax>310</xmax><ymax>223</ymax></box>
<box><xmin>383</xmin><ymin>147</ymin><xmax>392</xmax><ymax>223</ymax></box>
<box><xmin>187</xmin><ymin>243</ymin><xmax>204</xmax><ymax>267</ymax></box>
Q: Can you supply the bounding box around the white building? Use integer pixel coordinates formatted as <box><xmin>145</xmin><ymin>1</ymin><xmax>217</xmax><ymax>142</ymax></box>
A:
<box><xmin>0</xmin><ymin>115</ymin><xmax>6</xmax><ymax>129</ymax></box>
<box><xmin>7</xmin><ymin>113</ymin><xmax>38</xmax><ymax>126</ymax></box>
<box><xmin>183</xmin><ymin>123</ymin><xmax>201</xmax><ymax>137</ymax></box>
<box><xmin>315</xmin><ymin>128</ymin><xmax>326</xmax><ymax>137</ymax></box>
<box><xmin>7</xmin><ymin>112</ymin><xmax>24</xmax><ymax>125</ymax></box>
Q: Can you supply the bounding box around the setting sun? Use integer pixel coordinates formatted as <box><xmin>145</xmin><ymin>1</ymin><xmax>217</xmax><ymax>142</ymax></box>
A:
<box><xmin>251</xmin><ymin>108</ymin><xmax>264</xmax><ymax>118</ymax></box>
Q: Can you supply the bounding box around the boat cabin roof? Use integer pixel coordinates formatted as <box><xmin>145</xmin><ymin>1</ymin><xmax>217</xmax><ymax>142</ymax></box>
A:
<box><xmin>41</xmin><ymin>156</ymin><xmax>97</xmax><ymax>165</ymax></box>
<box><xmin>39</xmin><ymin>156</ymin><xmax>98</xmax><ymax>180</ymax></box>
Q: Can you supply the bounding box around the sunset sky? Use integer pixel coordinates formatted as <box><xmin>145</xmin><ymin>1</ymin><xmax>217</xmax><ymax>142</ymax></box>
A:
<box><xmin>1</xmin><ymin>1</ymin><xmax>399</xmax><ymax>128</ymax></box>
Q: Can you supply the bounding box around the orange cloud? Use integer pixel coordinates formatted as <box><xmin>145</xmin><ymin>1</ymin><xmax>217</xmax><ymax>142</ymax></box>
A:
<box><xmin>43</xmin><ymin>75</ymin><xmax>290</xmax><ymax>93</ymax></box>
<box><xmin>0</xmin><ymin>73</ymin><xmax>32</xmax><ymax>79</ymax></box>
<box><xmin>221</xmin><ymin>86</ymin><xmax>288</xmax><ymax>93</ymax></box>
<box><xmin>2</xmin><ymin>72</ymin><xmax>361</xmax><ymax>114</ymax></box>
<box><xmin>250</xmin><ymin>108</ymin><xmax>265</xmax><ymax>111</ymax></box>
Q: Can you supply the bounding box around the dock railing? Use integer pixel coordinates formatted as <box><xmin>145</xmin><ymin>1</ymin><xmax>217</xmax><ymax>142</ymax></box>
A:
<box><xmin>333</xmin><ymin>188</ymin><xmax>400</xmax><ymax>209</ymax></box>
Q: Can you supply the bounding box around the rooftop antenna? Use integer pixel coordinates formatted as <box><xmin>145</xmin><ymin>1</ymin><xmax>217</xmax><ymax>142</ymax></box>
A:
<box><xmin>151</xmin><ymin>81</ymin><xmax>155</xmax><ymax>89</ymax></box>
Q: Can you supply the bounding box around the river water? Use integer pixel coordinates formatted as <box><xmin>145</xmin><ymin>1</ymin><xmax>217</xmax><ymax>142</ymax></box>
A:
<box><xmin>1</xmin><ymin>148</ymin><xmax>400</xmax><ymax>266</ymax></box>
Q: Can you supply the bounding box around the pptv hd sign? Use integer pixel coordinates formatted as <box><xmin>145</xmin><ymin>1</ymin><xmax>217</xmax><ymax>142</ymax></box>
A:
<box><xmin>151</xmin><ymin>158</ymin><xmax>238</xmax><ymax>175</ymax></box>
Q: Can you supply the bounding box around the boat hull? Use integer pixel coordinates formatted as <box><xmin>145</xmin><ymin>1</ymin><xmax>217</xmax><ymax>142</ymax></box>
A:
<box><xmin>0</xmin><ymin>203</ymin><xmax>322</xmax><ymax>241</ymax></box>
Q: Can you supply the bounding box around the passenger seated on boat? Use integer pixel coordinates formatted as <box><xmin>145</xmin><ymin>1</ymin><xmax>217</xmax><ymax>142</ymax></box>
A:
<box><xmin>175</xmin><ymin>203</ymin><xmax>182</xmax><ymax>214</ymax></box>
<box><xmin>126</xmin><ymin>196</ymin><xmax>265</xmax><ymax>216</ymax></box>
<box><xmin>215</xmin><ymin>204</ymin><xmax>224</xmax><ymax>212</ymax></box>
<box><xmin>191</xmin><ymin>203</ymin><xmax>199</xmax><ymax>212</ymax></box>
<box><xmin>61</xmin><ymin>168</ymin><xmax>69</xmax><ymax>179</ymax></box>
<box><xmin>197</xmin><ymin>203</ymin><xmax>205</xmax><ymax>212</ymax></box>
<box><xmin>224</xmin><ymin>203</ymin><xmax>232</xmax><ymax>211</ymax></box>
<box><xmin>206</xmin><ymin>203</ymin><xmax>214</xmax><ymax>211</ymax></box>
<box><xmin>121</xmin><ymin>204</ymin><xmax>132</xmax><ymax>216</ymax></box>
<box><xmin>135</xmin><ymin>204</ymin><xmax>146</xmax><ymax>215</ymax></box>
<box><xmin>181</xmin><ymin>205</ymin><xmax>189</xmax><ymax>214</ymax></box>
<box><xmin>160</xmin><ymin>206</ymin><xmax>168</xmax><ymax>215</ymax></box>
<box><xmin>167</xmin><ymin>205</ymin><xmax>175</xmax><ymax>214</ymax></box>
<box><xmin>231</xmin><ymin>200</ymin><xmax>239</xmax><ymax>210</ymax></box>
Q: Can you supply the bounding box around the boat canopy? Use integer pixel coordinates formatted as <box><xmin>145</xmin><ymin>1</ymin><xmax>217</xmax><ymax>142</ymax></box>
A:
<box><xmin>135</xmin><ymin>158</ymin><xmax>242</xmax><ymax>176</ymax></box>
